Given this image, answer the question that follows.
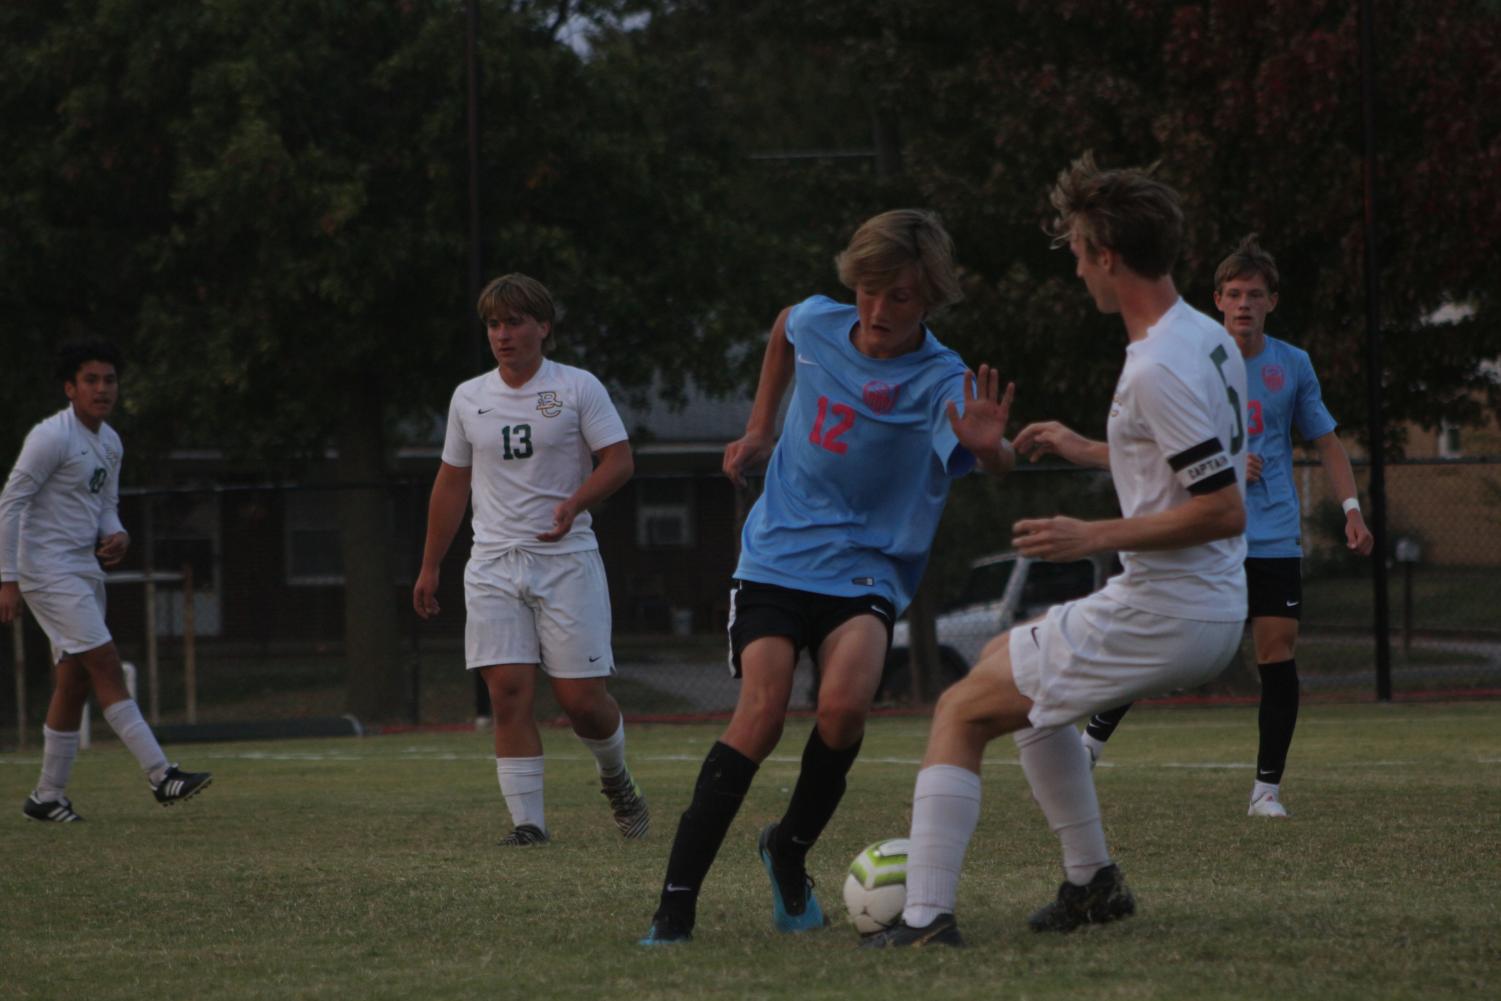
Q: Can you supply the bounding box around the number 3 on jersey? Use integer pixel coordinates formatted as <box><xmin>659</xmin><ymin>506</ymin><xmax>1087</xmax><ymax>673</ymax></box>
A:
<box><xmin>1208</xmin><ymin>345</ymin><xmax>1246</xmax><ymax>455</ymax></box>
<box><xmin>809</xmin><ymin>396</ymin><xmax>855</xmax><ymax>454</ymax></box>
<box><xmin>499</xmin><ymin>424</ymin><xmax>533</xmax><ymax>460</ymax></box>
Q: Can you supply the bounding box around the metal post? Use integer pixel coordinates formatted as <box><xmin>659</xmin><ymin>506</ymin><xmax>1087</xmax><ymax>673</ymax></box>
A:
<box><xmin>182</xmin><ymin>562</ymin><xmax>197</xmax><ymax>724</ymax></box>
<box><xmin>11</xmin><ymin>617</ymin><xmax>25</xmax><ymax>751</ymax></box>
<box><xmin>143</xmin><ymin>501</ymin><xmax>160</xmax><ymax>723</ymax></box>
<box><xmin>1359</xmin><ymin>0</ymin><xmax>1393</xmax><ymax>700</ymax></box>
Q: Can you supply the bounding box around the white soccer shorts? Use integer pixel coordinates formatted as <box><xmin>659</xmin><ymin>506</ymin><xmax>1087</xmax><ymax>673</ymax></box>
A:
<box><xmin>463</xmin><ymin>548</ymin><xmax>615</xmax><ymax>678</ymax></box>
<box><xmin>22</xmin><ymin>576</ymin><xmax>113</xmax><ymax>664</ymax></box>
<box><xmin>1009</xmin><ymin>590</ymin><xmax>1242</xmax><ymax>729</ymax></box>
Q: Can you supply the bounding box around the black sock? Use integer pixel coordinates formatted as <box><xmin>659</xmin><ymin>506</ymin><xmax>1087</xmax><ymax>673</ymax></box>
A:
<box><xmin>772</xmin><ymin>726</ymin><xmax>862</xmax><ymax>865</ymax></box>
<box><xmin>655</xmin><ymin>741</ymin><xmax>759</xmax><ymax>927</ymax></box>
<box><xmin>1256</xmin><ymin>660</ymin><xmax>1299</xmax><ymax>784</ymax></box>
<box><xmin>1086</xmin><ymin>703</ymin><xmax>1133</xmax><ymax>742</ymax></box>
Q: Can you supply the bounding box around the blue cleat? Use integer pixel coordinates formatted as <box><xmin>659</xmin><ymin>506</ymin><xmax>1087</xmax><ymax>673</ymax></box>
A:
<box><xmin>758</xmin><ymin>822</ymin><xmax>828</xmax><ymax>933</ymax></box>
<box><xmin>639</xmin><ymin>912</ymin><xmax>693</xmax><ymax>946</ymax></box>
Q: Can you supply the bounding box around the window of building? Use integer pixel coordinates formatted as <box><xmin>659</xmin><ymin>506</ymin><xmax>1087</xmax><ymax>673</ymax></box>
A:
<box><xmin>635</xmin><ymin>477</ymin><xmax>695</xmax><ymax>549</ymax></box>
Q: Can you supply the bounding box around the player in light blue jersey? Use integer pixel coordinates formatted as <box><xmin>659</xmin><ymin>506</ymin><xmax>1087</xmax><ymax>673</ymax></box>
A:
<box><xmin>1082</xmin><ymin>235</ymin><xmax>1374</xmax><ymax>818</ymax></box>
<box><xmin>642</xmin><ymin>210</ymin><xmax>1016</xmax><ymax>945</ymax></box>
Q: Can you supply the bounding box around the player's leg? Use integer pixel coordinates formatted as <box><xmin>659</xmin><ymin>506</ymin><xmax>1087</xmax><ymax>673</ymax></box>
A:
<box><xmin>534</xmin><ymin>550</ymin><xmax>647</xmax><ymax>838</ymax></box>
<box><xmin>24</xmin><ymin>655</ymin><xmax>91</xmax><ymax>821</ymax></box>
<box><xmin>1246</xmin><ymin>557</ymin><xmax>1301</xmax><ymax>818</ymax></box>
<box><xmin>643</xmin><ymin>590</ymin><xmax>800</xmax><ymax>944</ymax></box>
<box><xmin>1081</xmin><ymin>702</ymin><xmax>1133</xmax><ymax>766</ymax></box>
<box><xmin>863</xmin><ymin>630</ymin><xmax>1030</xmax><ymax>948</ymax></box>
<box><xmin>466</xmin><ymin>552</ymin><xmax>548</xmax><ymax>844</ymax></box>
<box><xmin>761</xmin><ymin>610</ymin><xmax>888</xmax><ymax>933</ymax></box>
<box><xmin>481</xmin><ymin>663</ymin><xmax>550</xmax><ymax>844</ymax></box>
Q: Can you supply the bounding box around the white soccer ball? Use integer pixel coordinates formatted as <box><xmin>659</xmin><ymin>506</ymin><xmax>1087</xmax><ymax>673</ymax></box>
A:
<box><xmin>842</xmin><ymin>838</ymin><xmax>910</xmax><ymax>935</ymax></box>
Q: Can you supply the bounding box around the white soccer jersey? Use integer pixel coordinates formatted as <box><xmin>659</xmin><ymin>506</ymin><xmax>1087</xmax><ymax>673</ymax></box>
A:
<box><xmin>1100</xmin><ymin>298</ymin><xmax>1249</xmax><ymax>622</ymax></box>
<box><xmin>442</xmin><ymin>359</ymin><xmax>628</xmax><ymax>557</ymax></box>
<box><xmin>0</xmin><ymin>407</ymin><xmax>126</xmax><ymax>587</ymax></box>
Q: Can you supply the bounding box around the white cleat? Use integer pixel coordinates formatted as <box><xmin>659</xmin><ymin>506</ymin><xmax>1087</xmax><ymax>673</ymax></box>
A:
<box><xmin>1248</xmin><ymin>792</ymin><xmax>1290</xmax><ymax>818</ymax></box>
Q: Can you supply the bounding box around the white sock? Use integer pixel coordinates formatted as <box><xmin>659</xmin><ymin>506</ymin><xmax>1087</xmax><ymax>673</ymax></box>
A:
<box><xmin>1015</xmin><ymin>724</ymin><xmax>1111</xmax><ymax>886</ymax></box>
<box><xmin>101</xmin><ymin>700</ymin><xmax>169</xmax><ymax>783</ymax></box>
<box><xmin>495</xmin><ymin>756</ymin><xmax>546</xmax><ymax>833</ymax></box>
<box><xmin>902</xmin><ymin>764</ymin><xmax>982</xmax><ymax>927</ymax></box>
<box><xmin>36</xmin><ymin>726</ymin><xmax>81</xmax><ymax>801</ymax></box>
<box><xmin>576</xmin><ymin>716</ymin><xmax>627</xmax><ymax>778</ymax></box>
<box><xmin>1251</xmin><ymin>780</ymin><xmax>1279</xmax><ymax>803</ymax></box>
<box><xmin>1081</xmin><ymin>732</ymin><xmax>1106</xmax><ymax>766</ymax></box>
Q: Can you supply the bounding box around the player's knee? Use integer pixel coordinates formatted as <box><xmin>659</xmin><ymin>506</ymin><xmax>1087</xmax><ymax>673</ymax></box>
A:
<box><xmin>814</xmin><ymin>699</ymin><xmax>867</xmax><ymax>746</ymax></box>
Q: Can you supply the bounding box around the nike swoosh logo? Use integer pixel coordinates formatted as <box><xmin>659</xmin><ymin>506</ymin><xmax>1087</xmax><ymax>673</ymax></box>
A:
<box><xmin>478</xmin><ymin>408</ymin><xmax>494</xmax><ymax>414</ymax></box>
<box><xmin>589</xmin><ymin>655</ymin><xmax>603</xmax><ymax>663</ymax></box>
<box><xmin>868</xmin><ymin>604</ymin><xmax>889</xmax><ymax>621</ymax></box>
<box><xmin>790</xmin><ymin>835</ymin><xmax>813</xmax><ymax>845</ymax></box>
<box><xmin>796</xmin><ymin>353</ymin><xmax>819</xmax><ymax>366</ymax></box>
<box><xmin>1285</xmin><ymin>600</ymin><xmax>1300</xmax><ymax>607</ymax></box>
<box><xmin>665</xmin><ymin>884</ymin><xmax>694</xmax><ymax>893</ymax></box>
<box><xmin>1030</xmin><ymin>626</ymin><xmax>1041</xmax><ymax>648</ymax></box>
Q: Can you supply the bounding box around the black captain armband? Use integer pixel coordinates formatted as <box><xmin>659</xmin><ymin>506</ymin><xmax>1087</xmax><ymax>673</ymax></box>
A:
<box><xmin>1168</xmin><ymin>438</ymin><xmax>1236</xmax><ymax>494</ymax></box>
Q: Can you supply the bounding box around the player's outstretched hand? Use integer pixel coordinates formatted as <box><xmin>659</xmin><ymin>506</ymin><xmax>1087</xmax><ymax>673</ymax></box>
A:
<box><xmin>0</xmin><ymin>581</ymin><xmax>20</xmax><ymax>625</ymax></box>
<box><xmin>537</xmin><ymin>500</ymin><xmax>579</xmax><ymax>542</ymax></box>
<box><xmin>1014</xmin><ymin>421</ymin><xmax>1087</xmax><ymax>465</ymax></box>
<box><xmin>1246</xmin><ymin>453</ymin><xmax>1263</xmax><ymax>483</ymax></box>
<box><xmin>1012</xmin><ymin>515</ymin><xmax>1099</xmax><ymax>562</ymax></box>
<box><xmin>413</xmin><ymin>568</ymin><xmax>441</xmax><ymax>619</ymax></box>
<box><xmin>946</xmin><ymin>365</ymin><xmax>1015</xmax><ymax>467</ymax></box>
<box><xmin>95</xmin><ymin>532</ymin><xmax>129</xmax><ymax>568</ymax></box>
<box><xmin>723</xmin><ymin>432</ymin><xmax>775</xmax><ymax>489</ymax></box>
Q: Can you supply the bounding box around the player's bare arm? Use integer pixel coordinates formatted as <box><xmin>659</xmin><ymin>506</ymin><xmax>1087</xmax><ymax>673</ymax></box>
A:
<box><xmin>538</xmin><ymin>440</ymin><xmax>634</xmax><ymax>542</ymax></box>
<box><xmin>1014</xmin><ymin>482</ymin><xmax>1245</xmax><ymax>561</ymax></box>
<box><xmin>723</xmin><ymin>307</ymin><xmax>795</xmax><ymax>488</ymax></box>
<box><xmin>413</xmin><ymin>461</ymin><xmax>472</xmax><ymax>619</ymax></box>
<box><xmin>1013</xmin><ymin>420</ymin><xmax>1111</xmax><ymax>470</ymax></box>
<box><xmin>946</xmin><ymin>366</ymin><xmax>1016</xmax><ymax>475</ymax></box>
<box><xmin>0</xmin><ymin>581</ymin><xmax>20</xmax><ymax>624</ymax></box>
<box><xmin>1312</xmin><ymin>430</ymin><xmax>1373</xmax><ymax>555</ymax></box>
<box><xmin>1245</xmin><ymin>452</ymin><xmax>1263</xmax><ymax>483</ymax></box>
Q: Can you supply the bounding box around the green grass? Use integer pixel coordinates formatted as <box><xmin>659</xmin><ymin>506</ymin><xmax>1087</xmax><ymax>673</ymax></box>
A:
<box><xmin>3</xmin><ymin>704</ymin><xmax>1499</xmax><ymax>1000</ymax></box>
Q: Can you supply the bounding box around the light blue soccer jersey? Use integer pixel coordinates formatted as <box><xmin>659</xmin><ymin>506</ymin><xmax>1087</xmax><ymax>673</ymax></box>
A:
<box><xmin>1243</xmin><ymin>335</ymin><xmax>1337</xmax><ymax>557</ymax></box>
<box><xmin>734</xmin><ymin>295</ymin><xmax>976</xmax><ymax>614</ymax></box>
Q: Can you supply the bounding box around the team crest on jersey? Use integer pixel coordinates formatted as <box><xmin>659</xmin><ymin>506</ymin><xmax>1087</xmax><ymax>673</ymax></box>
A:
<box><xmin>862</xmin><ymin>380</ymin><xmax>899</xmax><ymax>414</ymax></box>
<box><xmin>535</xmin><ymin>391</ymin><xmax>564</xmax><ymax>418</ymax></box>
<box><xmin>1262</xmin><ymin>364</ymin><xmax>1285</xmax><ymax>392</ymax></box>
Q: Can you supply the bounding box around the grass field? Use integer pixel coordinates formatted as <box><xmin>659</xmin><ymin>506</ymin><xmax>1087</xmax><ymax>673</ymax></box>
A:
<box><xmin>3</xmin><ymin>703</ymin><xmax>1499</xmax><ymax>1001</ymax></box>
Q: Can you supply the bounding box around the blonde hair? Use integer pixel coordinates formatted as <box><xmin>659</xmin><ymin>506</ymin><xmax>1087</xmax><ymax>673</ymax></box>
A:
<box><xmin>1047</xmin><ymin>152</ymin><xmax>1183</xmax><ymax>279</ymax></box>
<box><xmin>834</xmin><ymin>209</ymin><xmax>963</xmax><ymax>311</ymax></box>
<box><xmin>1214</xmin><ymin>234</ymin><xmax>1280</xmax><ymax>294</ymax></box>
<box><xmin>476</xmin><ymin>273</ymin><xmax>556</xmax><ymax>326</ymax></box>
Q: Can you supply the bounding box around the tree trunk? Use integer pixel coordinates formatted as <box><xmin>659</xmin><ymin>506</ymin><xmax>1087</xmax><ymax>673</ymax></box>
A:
<box><xmin>337</xmin><ymin>386</ymin><xmax>405</xmax><ymax>724</ymax></box>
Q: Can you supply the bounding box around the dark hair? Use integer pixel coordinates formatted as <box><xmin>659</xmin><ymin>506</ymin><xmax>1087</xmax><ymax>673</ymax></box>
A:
<box><xmin>55</xmin><ymin>339</ymin><xmax>124</xmax><ymax>383</ymax></box>
<box><xmin>1214</xmin><ymin>234</ymin><xmax>1280</xmax><ymax>294</ymax></box>
<box><xmin>1047</xmin><ymin>152</ymin><xmax>1183</xmax><ymax>279</ymax></box>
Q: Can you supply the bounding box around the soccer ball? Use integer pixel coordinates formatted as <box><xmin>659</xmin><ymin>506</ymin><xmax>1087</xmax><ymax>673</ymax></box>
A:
<box><xmin>842</xmin><ymin>838</ymin><xmax>909</xmax><ymax>935</ymax></box>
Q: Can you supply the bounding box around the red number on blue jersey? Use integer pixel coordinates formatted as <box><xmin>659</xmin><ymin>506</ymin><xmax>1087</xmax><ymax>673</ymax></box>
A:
<box><xmin>810</xmin><ymin>396</ymin><xmax>856</xmax><ymax>455</ymax></box>
<box><xmin>1247</xmin><ymin>399</ymin><xmax>1264</xmax><ymax>436</ymax></box>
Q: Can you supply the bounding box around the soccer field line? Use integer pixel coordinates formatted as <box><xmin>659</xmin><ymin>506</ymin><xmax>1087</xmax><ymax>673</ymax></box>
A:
<box><xmin>0</xmin><ymin>749</ymin><xmax>1458</xmax><ymax>771</ymax></box>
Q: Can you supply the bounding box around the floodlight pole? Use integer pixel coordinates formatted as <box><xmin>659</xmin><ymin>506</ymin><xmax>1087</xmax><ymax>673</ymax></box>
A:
<box><xmin>1359</xmin><ymin>0</ymin><xmax>1393</xmax><ymax>702</ymax></box>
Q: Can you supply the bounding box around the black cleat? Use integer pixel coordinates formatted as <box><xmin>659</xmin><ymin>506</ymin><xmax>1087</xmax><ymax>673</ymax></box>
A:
<box><xmin>601</xmin><ymin>768</ymin><xmax>650</xmax><ymax>839</ymax></box>
<box><xmin>1028</xmin><ymin>863</ymin><xmax>1136</xmax><ymax>933</ymax></box>
<box><xmin>22</xmin><ymin>793</ymin><xmax>84</xmax><ymax>823</ymax></box>
<box><xmin>497</xmin><ymin>823</ymin><xmax>549</xmax><ymax>846</ymax></box>
<box><xmin>859</xmin><ymin>913</ymin><xmax>964</xmax><ymax>949</ymax></box>
<box><xmin>151</xmin><ymin>765</ymin><xmax>212</xmax><ymax>806</ymax></box>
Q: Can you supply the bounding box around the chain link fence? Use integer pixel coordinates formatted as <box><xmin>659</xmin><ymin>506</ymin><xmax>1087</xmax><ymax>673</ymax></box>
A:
<box><xmin>4</xmin><ymin>459</ymin><xmax>1499</xmax><ymax>747</ymax></box>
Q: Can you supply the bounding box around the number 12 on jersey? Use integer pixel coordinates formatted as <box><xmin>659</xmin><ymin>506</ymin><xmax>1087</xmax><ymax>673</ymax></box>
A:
<box><xmin>809</xmin><ymin>396</ymin><xmax>855</xmax><ymax>455</ymax></box>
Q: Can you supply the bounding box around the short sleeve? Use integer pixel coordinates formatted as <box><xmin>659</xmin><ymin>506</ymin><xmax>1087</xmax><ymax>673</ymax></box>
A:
<box><xmin>929</xmin><ymin>368</ymin><xmax>976</xmax><ymax>478</ymax></box>
<box><xmin>1292</xmin><ymin>350</ymin><xmax>1337</xmax><ymax>442</ymax></box>
<box><xmin>1137</xmin><ymin>362</ymin><xmax>1236</xmax><ymax>494</ymax></box>
<box><xmin>576</xmin><ymin>372</ymin><xmax>629</xmax><ymax>452</ymax></box>
<box><xmin>440</xmin><ymin>389</ymin><xmax>473</xmax><ymax>468</ymax></box>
